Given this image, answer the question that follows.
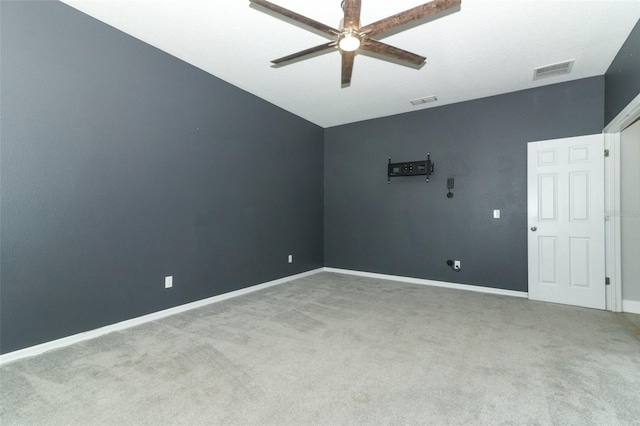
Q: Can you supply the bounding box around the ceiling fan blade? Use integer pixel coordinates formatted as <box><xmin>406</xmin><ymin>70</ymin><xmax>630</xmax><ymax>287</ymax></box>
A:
<box><xmin>361</xmin><ymin>0</ymin><xmax>461</xmax><ymax>38</ymax></box>
<box><xmin>250</xmin><ymin>0</ymin><xmax>339</xmax><ymax>38</ymax></box>
<box><xmin>342</xmin><ymin>0</ymin><xmax>362</xmax><ymax>30</ymax></box>
<box><xmin>272</xmin><ymin>42</ymin><xmax>336</xmax><ymax>65</ymax></box>
<box><xmin>360</xmin><ymin>39</ymin><xmax>425</xmax><ymax>66</ymax></box>
<box><xmin>341</xmin><ymin>51</ymin><xmax>355</xmax><ymax>86</ymax></box>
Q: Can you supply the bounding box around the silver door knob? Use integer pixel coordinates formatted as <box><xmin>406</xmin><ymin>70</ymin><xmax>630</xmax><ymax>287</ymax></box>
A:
<box><xmin>531</xmin><ymin>226</ymin><xmax>537</xmax><ymax>231</ymax></box>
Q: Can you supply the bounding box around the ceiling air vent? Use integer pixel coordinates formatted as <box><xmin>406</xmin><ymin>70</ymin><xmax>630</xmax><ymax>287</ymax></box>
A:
<box><xmin>533</xmin><ymin>60</ymin><xmax>575</xmax><ymax>80</ymax></box>
<box><xmin>410</xmin><ymin>95</ymin><xmax>438</xmax><ymax>106</ymax></box>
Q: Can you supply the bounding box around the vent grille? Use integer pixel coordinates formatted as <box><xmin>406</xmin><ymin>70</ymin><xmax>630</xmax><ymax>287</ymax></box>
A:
<box><xmin>533</xmin><ymin>60</ymin><xmax>575</xmax><ymax>80</ymax></box>
<box><xmin>410</xmin><ymin>95</ymin><xmax>438</xmax><ymax>106</ymax></box>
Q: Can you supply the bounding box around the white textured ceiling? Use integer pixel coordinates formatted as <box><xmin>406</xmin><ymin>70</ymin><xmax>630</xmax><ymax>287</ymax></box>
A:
<box><xmin>59</xmin><ymin>0</ymin><xmax>640</xmax><ymax>128</ymax></box>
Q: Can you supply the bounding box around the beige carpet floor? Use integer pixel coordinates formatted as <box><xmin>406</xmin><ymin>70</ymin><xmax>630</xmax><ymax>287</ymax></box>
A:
<box><xmin>1</xmin><ymin>272</ymin><xmax>639</xmax><ymax>425</ymax></box>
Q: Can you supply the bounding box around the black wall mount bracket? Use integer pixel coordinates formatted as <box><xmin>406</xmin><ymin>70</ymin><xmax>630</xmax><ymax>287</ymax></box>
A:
<box><xmin>387</xmin><ymin>153</ymin><xmax>434</xmax><ymax>184</ymax></box>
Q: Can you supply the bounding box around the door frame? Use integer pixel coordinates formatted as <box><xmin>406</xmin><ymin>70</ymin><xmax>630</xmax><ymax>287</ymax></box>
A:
<box><xmin>603</xmin><ymin>92</ymin><xmax>640</xmax><ymax>312</ymax></box>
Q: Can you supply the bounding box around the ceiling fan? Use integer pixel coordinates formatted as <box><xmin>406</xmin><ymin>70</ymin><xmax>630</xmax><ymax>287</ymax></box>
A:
<box><xmin>249</xmin><ymin>0</ymin><xmax>461</xmax><ymax>86</ymax></box>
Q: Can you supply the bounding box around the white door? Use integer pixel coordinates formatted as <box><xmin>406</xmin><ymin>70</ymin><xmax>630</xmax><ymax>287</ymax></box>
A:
<box><xmin>527</xmin><ymin>134</ymin><xmax>605</xmax><ymax>309</ymax></box>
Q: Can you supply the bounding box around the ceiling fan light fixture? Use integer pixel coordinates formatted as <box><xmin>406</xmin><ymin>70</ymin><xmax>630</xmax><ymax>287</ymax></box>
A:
<box><xmin>249</xmin><ymin>0</ymin><xmax>462</xmax><ymax>86</ymax></box>
<box><xmin>338</xmin><ymin>32</ymin><xmax>361</xmax><ymax>52</ymax></box>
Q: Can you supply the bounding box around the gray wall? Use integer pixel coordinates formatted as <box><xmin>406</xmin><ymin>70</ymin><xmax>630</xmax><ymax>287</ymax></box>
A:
<box><xmin>0</xmin><ymin>1</ymin><xmax>324</xmax><ymax>354</ymax></box>
<box><xmin>605</xmin><ymin>18</ymin><xmax>640</xmax><ymax>126</ymax></box>
<box><xmin>324</xmin><ymin>78</ymin><xmax>605</xmax><ymax>292</ymax></box>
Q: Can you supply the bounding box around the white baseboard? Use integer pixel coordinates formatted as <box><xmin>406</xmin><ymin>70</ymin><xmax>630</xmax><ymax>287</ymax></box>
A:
<box><xmin>0</xmin><ymin>268</ymin><xmax>324</xmax><ymax>366</ymax></box>
<box><xmin>622</xmin><ymin>299</ymin><xmax>640</xmax><ymax>314</ymax></box>
<box><xmin>323</xmin><ymin>267</ymin><xmax>529</xmax><ymax>299</ymax></box>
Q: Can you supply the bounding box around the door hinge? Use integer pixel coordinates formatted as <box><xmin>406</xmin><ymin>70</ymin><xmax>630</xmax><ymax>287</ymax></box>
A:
<box><xmin>604</xmin><ymin>149</ymin><xmax>610</xmax><ymax>157</ymax></box>
<box><xmin>605</xmin><ymin>277</ymin><xmax>610</xmax><ymax>286</ymax></box>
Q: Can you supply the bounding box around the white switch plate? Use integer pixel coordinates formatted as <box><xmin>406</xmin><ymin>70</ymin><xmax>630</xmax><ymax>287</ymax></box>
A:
<box><xmin>288</xmin><ymin>255</ymin><xmax>293</xmax><ymax>263</ymax></box>
<box><xmin>454</xmin><ymin>260</ymin><xmax>461</xmax><ymax>270</ymax></box>
<box><xmin>165</xmin><ymin>276</ymin><xmax>173</xmax><ymax>288</ymax></box>
<box><xmin>493</xmin><ymin>209</ymin><xmax>501</xmax><ymax>219</ymax></box>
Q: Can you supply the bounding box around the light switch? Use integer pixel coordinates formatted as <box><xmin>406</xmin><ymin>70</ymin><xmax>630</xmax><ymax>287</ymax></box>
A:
<box><xmin>493</xmin><ymin>209</ymin><xmax>501</xmax><ymax>219</ymax></box>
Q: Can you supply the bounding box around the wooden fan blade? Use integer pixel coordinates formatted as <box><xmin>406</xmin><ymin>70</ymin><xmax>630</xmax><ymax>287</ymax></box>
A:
<box><xmin>342</xmin><ymin>0</ymin><xmax>362</xmax><ymax>30</ymax></box>
<box><xmin>360</xmin><ymin>39</ymin><xmax>425</xmax><ymax>66</ymax></box>
<box><xmin>341</xmin><ymin>51</ymin><xmax>355</xmax><ymax>86</ymax></box>
<box><xmin>272</xmin><ymin>42</ymin><xmax>336</xmax><ymax>65</ymax></box>
<box><xmin>250</xmin><ymin>0</ymin><xmax>339</xmax><ymax>37</ymax></box>
<box><xmin>361</xmin><ymin>0</ymin><xmax>461</xmax><ymax>38</ymax></box>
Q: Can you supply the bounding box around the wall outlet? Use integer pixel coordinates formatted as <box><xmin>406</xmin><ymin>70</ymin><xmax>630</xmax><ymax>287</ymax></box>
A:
<box><xmin>164</xmin><ymin>276</ymin><xmax>173</xmax><ymax>289</ymax></box>
<box><xmin>447</xmin><ymin>259</ymin><xmax>461</xmax><ymax>272</ymax></box>
<box><xmin>288</xmin><ymin>254</ymin><xmax>293</xmax><ymax>263</ymax></box>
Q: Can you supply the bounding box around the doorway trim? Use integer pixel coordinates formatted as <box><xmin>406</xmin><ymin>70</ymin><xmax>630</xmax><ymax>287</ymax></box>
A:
<box><xmin>603</xmin><ymin>92</ymin><xmax>640</xmax><ymax>312</ymax></box>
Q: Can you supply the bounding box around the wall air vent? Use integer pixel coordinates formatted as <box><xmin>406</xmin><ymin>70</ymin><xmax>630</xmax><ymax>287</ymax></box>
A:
<box><xmin>533</xmin><ymin>60</ymin><xmax>575</xmax><ymax>80</ymax></box>
<box><xmin>410</xmin><ymin>95</ymin><xmax>438</xmax><ymax>106</ymax></box>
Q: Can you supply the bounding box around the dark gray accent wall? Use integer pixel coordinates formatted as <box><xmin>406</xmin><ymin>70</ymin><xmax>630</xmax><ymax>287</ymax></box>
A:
<box><xmin>0</xmin><ymin>1</ymin><xmax>323</xmax><ymax>354</ymax></box>
<box><xmin>605</xmin><ymin>18</ymin><xmax>640</xmax><ymax>125</ymax></box>
<box><xmin>325</xmin><ymin>78</ymin><xmax>604</xmax><ymax>292</ymax></box>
